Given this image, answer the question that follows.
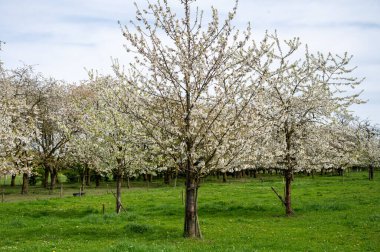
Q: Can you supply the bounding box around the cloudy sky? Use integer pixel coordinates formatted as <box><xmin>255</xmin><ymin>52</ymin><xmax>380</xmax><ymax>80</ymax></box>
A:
<box><xmin>1</xmin><ymin>0</ymin><xmax>379</xmax><ymax>124</ymax></box>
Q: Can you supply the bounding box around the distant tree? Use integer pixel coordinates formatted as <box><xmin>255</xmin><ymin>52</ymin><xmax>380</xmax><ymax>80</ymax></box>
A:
<box><xmin>354</xmin><ymin>120</ymin><xmax>380</xmax><ymax>180</ymax></box>
<box><xmin>32</xmin><ymin>80</ymin><xmax>78</xmax><ymax>190</ymax></box>
<box><xmin>74</xmin><ymin>76</ymin><xmax>146</xmax><ymax>213</ymax></box>
<box><xmin>0</xmin><ymin>64</ymin><xmax>40</xmax><ymax>194</ymax></box>
<box><xmin>255</xmin><ymin>33</ymin><xmax>363</xmax><ymax>215</ymax></box>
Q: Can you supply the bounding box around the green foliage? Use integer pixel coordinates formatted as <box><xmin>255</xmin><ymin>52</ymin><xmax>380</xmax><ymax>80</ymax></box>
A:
<box><xmin>0</xmin><ymin>172</ymin><xmax>379</xmax><ymax>251</ymax></box>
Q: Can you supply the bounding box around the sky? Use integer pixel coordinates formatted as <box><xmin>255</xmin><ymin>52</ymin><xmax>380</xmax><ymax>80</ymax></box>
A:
<box><xmin>0</xmin><ymin>0</ymin><xmax>379</xmax><ymax>124</ymax></box>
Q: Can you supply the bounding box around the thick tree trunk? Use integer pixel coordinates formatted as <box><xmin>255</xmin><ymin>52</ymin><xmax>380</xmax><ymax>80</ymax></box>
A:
<box><xmin>116</xmin><ymin>173</ymin><xmax>122</xmax><ymax>214</ymax></box>
<box><xmin>50</xmin><ymin>168</ymin><xmax>57</xmax><ymax>190</ymax></box>
<box><xmin>284</xmin><ymin>170</ymin><xmax>294</xmax><ymax>216</ymax></box>
<box><xmin>21</xmin><ymin>173</ymin><xmax>29</xmax><ymax>195</ymax></box>
<box><xmin>222</xmin><ymin>172</ymin><xmax>227</xmax><ymax>183</ymax></box>
<box><xmin>10</xmin><ymin>175</ymin><xmax>16</xmax><ymax>187</ymax></box>
<box><xmin>95</xmin><ymin>174</ymin><xmax>101</xmax><ymax>188</ymax></box>
<box><xmin>164</xmin><ymin>168</ymin><xmax>171</xmax><ymax>185</ymax></box>
<box><xmin>369</xmin><ymin>163</ymin><xmax>374</xmax><ymax>180</ymax></box>
<box><xmin>253</xmin><ymin>170</ymin><xmax>257</xmax><ymax>178</ymax></box>
<box><xmin>43</xmin><ymin>167</ymin><xmax>49</xmax><ymax>188</ymax></box>
<box><xmin>183</xmin><ymin>172</ymin><xmax>201</xmax><ymax>238</ymax></box>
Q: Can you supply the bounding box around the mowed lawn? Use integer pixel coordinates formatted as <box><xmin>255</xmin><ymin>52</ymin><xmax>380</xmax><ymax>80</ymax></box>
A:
<box><xmin>0</xmin><ymin>172</ymin><xmax>379</xmax><ymax>251</ymax></box>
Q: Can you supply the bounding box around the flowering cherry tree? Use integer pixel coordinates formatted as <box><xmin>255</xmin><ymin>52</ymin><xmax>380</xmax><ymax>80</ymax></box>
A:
<box><xmin>0</xmin><ymin>63</ymin><xmax>40</xmax><ymax>194</ymax></box>
<box><xmin>354</xmin><ymin>120</ymin><xmax>380</xmax><ymax>179</ymax></box>
<box><xmin>255</xmin><ymin>33</ymin><xmax>363</xmax><ymax>215</ymax></box>
<box><xmin>74</xmin><ymin>75</ymin><xmax>147</xmax><ymax>213</ymax></box>
<box><xmin>115</xmin><ymin>0</ymin><xmax>269</xmax><ymax>237</ymax></box>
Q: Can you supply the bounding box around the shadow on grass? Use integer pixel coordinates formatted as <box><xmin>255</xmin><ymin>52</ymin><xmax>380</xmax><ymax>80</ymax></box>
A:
<box><xmin>23</xmin><ymin>206</ymin><xmax>100</xmax><ymax>219</ymax></box>
<box><xmin>199</xmin><ymin>200</ymin><xmax>268</xmax><ymax>216</ymax></box>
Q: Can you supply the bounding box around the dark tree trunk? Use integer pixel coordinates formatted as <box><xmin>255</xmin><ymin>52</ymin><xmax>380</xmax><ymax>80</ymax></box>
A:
<box><xmin>81</xmin><ymin>171</ymin><xmax>85</xmax><ymax>191</ymax></box>
<box><xmin>43</xmin><ymin>167</ymin><xmax>49</xmax><ymax>188</ymax></box>
<box><xmin>21</xmin><ymin>173</ymin><xmax>29</xmax><ymax>194</ymax></box>
<box><xmin>222</xmin><ymin>172</ymin><xmax>227</xmax><ymax>183</ymax></box>
<box><xmin>284</xmin><ymin>125</ymin><xmax>294</xmax><ymax>216</ymax></box>
<box><xmin>85</xmin><ymin>166</ymin><xmax>90</xmax><ymax>186</ymax></box>
<box><xmin>338</xmin><ymin>168</ymin><xmax>344</xmax><ymax>176</ymax></box>
<box><xmin>50</xmin><ymin>168</ymin><xmax>57</xmax><ymax>190</ymax></box>
<box><xmin>126</xmin><ymin>176</ymin><xmax>130</xmax><ymax>189</ymax></box>
<box><xmin>253</xmin><ymin>170</ymin><xmax>257</xmax><ymax>178</ymax></box>
<box><xmin>10</xmin><ymin>175</ymin><xmax>16</xmax><ymax>187</ymax></box>
<box><xmin>164</xmin><ymin>168</ymin><xmax>171</xmax><ymax>185</ymax></box>
<box><xmin>369</xmin><ymin>163</ymin><xmax>374</xmax><ymax>180</ymax></box>
<box><xmin>116</xmin><ymin>173</ymin><xmax>122</xmax><ymax>214</ymax></box>
<box><xmin>284</xmin><ymin>170</ymin><xmax>294</xmax><ymax>216</ymax></box>
<box><xmin>183</xmin><ymin>170</ymin><xmax>201</xmax><ymax>238</ymax></box>
<box><xmin>95</xmin><ymin>174</ymin><xmax>101</xmax><ymax>188</ymax></box>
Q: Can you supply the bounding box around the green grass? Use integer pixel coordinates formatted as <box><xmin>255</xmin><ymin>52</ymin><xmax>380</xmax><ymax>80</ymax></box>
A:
<box><xmin>0</xmin><ymin>172</ymin><xmax>379</xmax><ymax>251</ymax></box>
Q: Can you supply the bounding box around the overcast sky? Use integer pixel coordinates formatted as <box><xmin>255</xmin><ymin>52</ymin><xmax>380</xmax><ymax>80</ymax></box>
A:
<box><xmin>1</xmin><ymin>0</ymin><xmax>379</xmax><ymax>124</ymax></box>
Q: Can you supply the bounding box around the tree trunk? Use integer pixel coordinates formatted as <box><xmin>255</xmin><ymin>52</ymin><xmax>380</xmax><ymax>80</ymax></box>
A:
<box><xmin>81</xmin><ymin>171</ymin><xmax>85</xmax><ymax>191</ymax></box>
<box><xmin>21</xmin><ymin>173</ymin><xmax>29</xmax><ymax>195</ymax></box>
<box><xmin>126</xmin><ymin>176</ymin><xmax>130</xmax><ymax>189</ymax></box>
<box><xmin>284</xmin><ymin>170</ymin><xmax>294</xmax><ymax>216</ymax></box>
<box><xmin>95</xmin><ymin>174</ymin><xmax>101</xmax><ymax>188</ymax></box>
<box><xmin>10</xmin><ymin>175</ymin><xmax>16</xmax><ymax>187</ymax></box>
<box><xmin>148</xmin><ymin>174</ymin><xmax>152</xmax><ymax>183</ymax></box>
<box><xmin>50</xmin><ymin>168</ymin><xmax>57</xmax><ymax>190</ymax></box>
<box><xmin>85</xmin><ymin>166</ymin><xmax>90</xmax><ymax>186</ymax></box>
<box><xmin>116</xmin><ymin>173</ymin><xmax>122</xmax><ymax>214</ymax></box>
<box><xmin>164</xmin><ymin>168</ymin><xmax>171</xmax><ymax>185</ymax></box>
<box><xmin>369</xmin><ymin>163</ymin><xmax>374</xmax><ymax>180</ymax></box>
<box><xmin>253</xmin><ymin>170</ymin><xmax>257</xmax><ymax>178</ymax></box>
<box><xmin>43</xmin><ymin>167</ymin><xmax>49</xmax><ymax>188</ymax></box>
<box><xmin>222</xmin><ymin>172</ymin><xmax>227</xmax><ymax>183</ymax></box>
<box><xmin>183</xmin><ymin>171</ymin><xmax>201</xmax><ymax>238</ymax></box>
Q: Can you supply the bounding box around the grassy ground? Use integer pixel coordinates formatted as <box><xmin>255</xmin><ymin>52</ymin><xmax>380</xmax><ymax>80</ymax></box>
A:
<box><xmin>0</xmin><ymin>172</ymin><xmax>379</xmax><ymax>251</ymax></box>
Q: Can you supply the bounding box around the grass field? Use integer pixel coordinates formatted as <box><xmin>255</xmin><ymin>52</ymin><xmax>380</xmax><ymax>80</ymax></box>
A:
<box><xmin>0</xmin><ymin>172</ymin><xmax>379</xmax><ymax>251</ymax></box>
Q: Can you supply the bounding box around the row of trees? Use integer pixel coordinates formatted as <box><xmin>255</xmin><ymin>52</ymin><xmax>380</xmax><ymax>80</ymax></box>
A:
<box><xmin>1</xmin><ymin>1</ymin><xmax>379</xmax><ymax>238</ymax></box>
